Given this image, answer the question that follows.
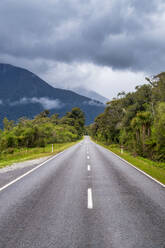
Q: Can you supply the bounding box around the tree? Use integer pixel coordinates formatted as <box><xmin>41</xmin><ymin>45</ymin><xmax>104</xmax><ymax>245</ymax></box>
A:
<box><xmin>152</xmin><ymin>102</ymin><xmax>165</xmax><ymax>160</ymax></box>
<box><xmin>61</xmin><ymin>108</ymin><xmax>85</xmax><ymax>138</ymax></box>
<box><xmin>131</xmin><ymin>111</ymin><xmax>152</xmax><ymax>156</ymax></box>
<box><xmin>3</xmin><ymin>117</ymin><xmax>14</xmax><ymax>131</ymax></box>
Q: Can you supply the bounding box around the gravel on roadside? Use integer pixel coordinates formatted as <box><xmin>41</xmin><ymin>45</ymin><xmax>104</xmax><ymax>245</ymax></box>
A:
<box><xmin>0</xmin><ymin>156</ymin><xmax>51</xmax><ymax>189</ymax></box>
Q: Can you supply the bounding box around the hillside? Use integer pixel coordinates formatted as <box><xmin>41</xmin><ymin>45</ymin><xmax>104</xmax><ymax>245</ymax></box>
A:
<box><xmin>89</xmin><ymin>72</ymin><xmax>165</xmax><ymax>161</ymax></box>
<box><xmin>0</xmin><ymin>64</ymin><xmax>105</xmax><ymax>126</ymax></box>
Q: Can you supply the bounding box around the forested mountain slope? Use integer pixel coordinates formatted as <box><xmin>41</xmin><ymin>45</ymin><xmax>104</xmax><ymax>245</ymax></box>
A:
<box><xmin>89</xmin><ymin>73</ymin><xmax>165</xmax><ymax>161</ymax></box>
<box><xmin>0</xmin><ymin>64</ymin><xmax>104</xmax><ymax>126</ymax></box>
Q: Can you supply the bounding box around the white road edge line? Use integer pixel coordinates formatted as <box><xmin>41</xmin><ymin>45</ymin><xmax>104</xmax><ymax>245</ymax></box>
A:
<box><xmin>87</xmin><ymin>165</ymin><xmax>91</xmax><ymax>171</ymax></box>
<box><xmin>95</xmin><ymin>143</ymin><xmax>165</xmax><ymax>188</ymax></box>
<box><xmin>0</xmin><ymin>148</ymin><xmax>71</xmax><ymax>193</ymax></box>
<box><xmin>87</xmin><ymin>188</ymin><xmax>93</xmax><ymax>209</ymax></box>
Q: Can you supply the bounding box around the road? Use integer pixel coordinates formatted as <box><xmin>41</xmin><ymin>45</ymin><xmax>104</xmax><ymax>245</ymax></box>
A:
<box><xmin>0</xmin><ymin>136</ymin><xmax>165</xmax><ymax>248</ymax></box>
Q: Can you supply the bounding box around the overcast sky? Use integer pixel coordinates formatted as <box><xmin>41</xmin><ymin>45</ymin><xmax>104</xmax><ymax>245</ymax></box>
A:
<box><xmin>0</xmin><ymin>0</ymin><xmax>165</xmax><ymax>99</ymax></box>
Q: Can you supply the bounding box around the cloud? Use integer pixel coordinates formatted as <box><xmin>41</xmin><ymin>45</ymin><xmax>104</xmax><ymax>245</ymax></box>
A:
<box><xmin>9</xmin><ymin>97</ymin><xmax>63</xmax><ymax>109</ymax></box>
<box><xmin>41</xmin><ymin>62</ymin><xmax>146</xmax><ymax>99</ymax></box>
<box><xmin>30</xmin><ymin>97</ymin><xmax>63</xmax><ymax>109</ymax></box>
<box><xmin>0</xmin><ymin>0</ymin><xmax>165</xmax><ymax>73</ymax></box>
<box><xmin>0</xmin><ymin>0</ymin><xmax>165</xmax><ymax>99</ymax></box>
<box><xmin>83</xmin><ymin>100</ymin><xmax>105</xmax><ymax>107</ymax></box>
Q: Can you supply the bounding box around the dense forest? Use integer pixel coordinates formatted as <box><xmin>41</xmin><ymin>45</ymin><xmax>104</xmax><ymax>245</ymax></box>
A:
<box><xmin>89</xmin><ymin>72</ymin><xmax>165</xmax><ymax>161</ymax></box>
<box><xmin>0</xmin><ymin>107</ymin><xmax>85</xmax><ymax>154</ymax></box>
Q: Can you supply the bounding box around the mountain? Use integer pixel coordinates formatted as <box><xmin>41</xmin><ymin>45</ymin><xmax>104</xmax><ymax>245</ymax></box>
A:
<box><xmin>0</xmin><ymin>64</ymin><xmax>105</xmax><ymax>127</ymax></box>
<box><xmin>71</xmin><ymin>87</ymin><xmax>109</xmax><ymax>104</ymax></box>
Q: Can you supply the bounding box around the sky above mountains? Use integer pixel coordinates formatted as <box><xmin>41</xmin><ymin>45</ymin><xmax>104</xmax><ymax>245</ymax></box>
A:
<box><xmin>0</xmin><ymin>0</ymin><xmax>165</xmax><ymax>98</ymax></box>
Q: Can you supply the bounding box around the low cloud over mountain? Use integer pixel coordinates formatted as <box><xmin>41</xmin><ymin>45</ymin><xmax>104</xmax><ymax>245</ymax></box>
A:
<box><xmin>9</xmin><ymin>97</ymin><xmax>63</xmax><ymax>109</ymax></box>
<box><xmin>0</xmin><ymin>64</ymin><xmax>104</xmax><ymax>126</ymax></box>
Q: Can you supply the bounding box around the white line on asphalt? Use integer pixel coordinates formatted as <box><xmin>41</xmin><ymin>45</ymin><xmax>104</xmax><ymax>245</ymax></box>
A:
<box><xmin>113</xmin><ymin>152</ymin><xmax>165</xmax><ymax>188</ymax></box>
<box><xmin>87</xmin><ymin>188</ymin><xmax>93</xmax><ymax>209</ymax></box>
<box><xmin>0</xmin><ymin>147</ymin><xmax>73</xmax><ymax>193</ymax></box>
<box><xmin>96</xmin><ymin>143</ymin><xmax>165</xmax><ymax>189</ymax></box>
<box><xmin>87</xmin><ymin>156</ymin><xmax>90</xmax><ymax>159</ymax></box>
<box><xmin>87</xmin><ymin>165</ymin><xmax>91</xmax><ymax>171</ymax></box>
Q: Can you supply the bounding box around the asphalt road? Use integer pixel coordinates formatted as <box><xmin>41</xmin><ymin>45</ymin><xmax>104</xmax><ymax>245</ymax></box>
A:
<box><xmin>0</xmin><ymin>136</ymin><xmax>165</xmax><ymax>248</ymax></box>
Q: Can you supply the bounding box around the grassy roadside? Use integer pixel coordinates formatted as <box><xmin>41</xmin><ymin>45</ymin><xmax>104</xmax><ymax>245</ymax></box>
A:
<box><xmin>0</xmin><ymin>141</ymin><xmax>79</xmax><ymax>168</ymax></box>
<box><xmin>94</xmin><ymin>140</ymin><xmax>165</xmax><ymax>185</ymax></box>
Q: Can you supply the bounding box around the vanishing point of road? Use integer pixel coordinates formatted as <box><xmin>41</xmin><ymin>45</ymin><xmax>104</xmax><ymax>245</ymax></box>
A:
<box><xmin>0</xmin><ymin>136</ymin><xmax>165</xmax><ymax>248</ymax></box>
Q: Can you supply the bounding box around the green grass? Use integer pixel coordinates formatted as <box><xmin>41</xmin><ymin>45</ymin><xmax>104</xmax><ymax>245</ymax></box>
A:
<box><xmin>0</xmin><ymin>141</ymin><xmax>78</xmax><ymax>168</ymax></box>
<box><xmin>95</xmin><ymin>141</ymin><xmax>165</xmax><ymax>185</ymax></box>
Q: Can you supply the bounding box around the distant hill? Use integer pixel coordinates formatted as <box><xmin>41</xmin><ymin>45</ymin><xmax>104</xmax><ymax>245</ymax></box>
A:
<box><xmin>72</xmin><ymin>87</ymin><xmax>109</xmax><ymax>104</ymax></box>
<box><xmin>0</xmin><ymin>64</ymin><xmax>105</xmax><ymax>127</ymax></box>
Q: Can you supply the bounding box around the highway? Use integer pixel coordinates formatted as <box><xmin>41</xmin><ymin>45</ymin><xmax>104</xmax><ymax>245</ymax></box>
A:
<box><xmin>0</xmin><ymin>136</ymin><xmax>165</xmax><ymax>248</ymax></box>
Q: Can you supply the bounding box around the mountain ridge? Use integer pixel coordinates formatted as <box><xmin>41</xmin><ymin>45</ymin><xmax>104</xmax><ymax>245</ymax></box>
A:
<box><xmin>0</xmin><ymin>63</ymin><xmax>104</xmax><ymax>126</ymax></box>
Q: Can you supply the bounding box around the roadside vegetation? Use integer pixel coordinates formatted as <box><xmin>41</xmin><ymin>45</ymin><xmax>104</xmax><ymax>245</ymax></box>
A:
<box><xmin>89</xmin><ymin>72</ymin><xmax>165</xmax><ymax>183</ymax></box>
<box><xmin>0</xmin><ymin>107</ymin><xmax>85</xmax><ymax>167</ymax></box>
<box><xmin>0</xmin><ymin>142</ymin><xmax>78</xmax><ymax>168</ymax></box>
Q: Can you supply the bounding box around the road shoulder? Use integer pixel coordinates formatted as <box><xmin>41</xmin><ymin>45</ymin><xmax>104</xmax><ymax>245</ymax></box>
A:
<box><xmin>0</xmin><ymin>156</ymin><xmax>51</xmax><ymax>188</ymax></box>
<box><xmin>94</xmin><ymin>140</ymin><xmax>165</xmax><ymax>187</ymax></box>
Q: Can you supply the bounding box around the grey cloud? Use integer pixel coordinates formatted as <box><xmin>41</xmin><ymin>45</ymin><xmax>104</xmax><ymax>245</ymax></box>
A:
<box><xmin>0</xmin><ymin>0</ymin><xmax>165</xmax><ymax>74</ymax></box>
<box><xmin>9</xmin><ymin>97</ymin><xmax>63</xmax><ymax>109</ymax></box>
<box><xmin>30</xmin><ymin>97</ymin><xmax>63</xmax><ymax>109</ymax></box>
<box><xmin>83</xmin><ymin>100</ymin><xmax>104</xmax><ymax>107</ymax></box>
<box><xmin>131</xmin><ymin>0</ymin><xmax>163</xmax><ymax>13</ymax></box>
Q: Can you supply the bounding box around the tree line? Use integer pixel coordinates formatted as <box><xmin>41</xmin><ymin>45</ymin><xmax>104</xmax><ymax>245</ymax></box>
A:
<box><xmin>89</xmin><ymin>72</ymin><xmax>165</xmax><ymax>161</ymax></box>
<box><xmin>0</xmin><ymin>107</ymin><xmax>85</xmax><ymax>153</ymax></box>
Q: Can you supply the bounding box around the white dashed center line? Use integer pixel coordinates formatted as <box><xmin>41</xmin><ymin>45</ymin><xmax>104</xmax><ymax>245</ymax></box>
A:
<box><xmin>87</xmin><ymin>156</ymin><xmax>90</xmax><ymax>159</ymax></box>
<box><xmin>87</xmin><ymin>165</ymin><xmax>91</xmax><ymax>171</ymax></box>
<box><xmin>87</xmin><ymin>188</ymin><xmax>93</xmax><ymax>209</ymax></box>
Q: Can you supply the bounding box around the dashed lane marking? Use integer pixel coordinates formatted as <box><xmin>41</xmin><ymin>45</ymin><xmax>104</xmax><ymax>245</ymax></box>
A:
<box><xmin>87</xmin><ymin>188</ymin><xmax>93</xmax><ymax>209</ymax></box>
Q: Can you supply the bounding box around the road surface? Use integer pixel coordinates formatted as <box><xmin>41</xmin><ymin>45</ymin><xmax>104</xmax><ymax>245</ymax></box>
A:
<box><xmin>0</xmin><ymin>136</ymin><xmax>165</xmax><ymax>248</ymax></box>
